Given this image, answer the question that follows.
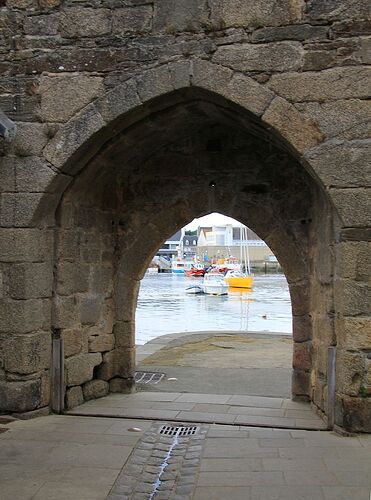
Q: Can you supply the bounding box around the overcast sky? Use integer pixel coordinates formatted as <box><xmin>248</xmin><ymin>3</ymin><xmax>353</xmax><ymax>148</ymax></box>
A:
<box><xmin>184</xmin><ymin>212</ymin><xmax>244</xmax><ymax>230</ymax></box>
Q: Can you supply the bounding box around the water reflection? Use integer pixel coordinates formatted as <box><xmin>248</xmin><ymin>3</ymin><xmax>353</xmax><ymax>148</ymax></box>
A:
<box><xmin>135</xmin><ymin>273</ymin><xmax>292</xmax><ymax>345</ymax></box>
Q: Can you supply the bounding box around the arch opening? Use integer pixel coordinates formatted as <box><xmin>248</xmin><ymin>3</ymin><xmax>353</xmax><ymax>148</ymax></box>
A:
<box><xmin>51</xmin><ymin>89</ymin><xmax>336</xmax><ymax>419</ymax></box>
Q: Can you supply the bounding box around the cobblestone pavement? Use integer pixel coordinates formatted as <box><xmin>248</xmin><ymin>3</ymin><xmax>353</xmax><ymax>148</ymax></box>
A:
<box><xmin>0</xmin><ymin>414</ymin><xmax>370</xmax><ymax>500</ymax></box>
<box><xmin>67</xmin><ymin>391</ymin><xmax>326</xmax><ymax>430</ymax></box>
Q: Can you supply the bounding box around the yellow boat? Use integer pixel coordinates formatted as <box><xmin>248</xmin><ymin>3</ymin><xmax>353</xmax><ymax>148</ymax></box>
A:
<box><xmin>224</xmin><ymin>270</ymin><xmax>253</xmax><ymax>289</ymax></box>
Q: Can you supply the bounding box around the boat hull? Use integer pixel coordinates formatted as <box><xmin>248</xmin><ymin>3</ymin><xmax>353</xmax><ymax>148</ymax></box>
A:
<box><xmin>225</xmin><ymin>276</ymin><xmax>253</xmax><ymax>289</ymax></box>
<box><xmin>202</xmin><ymin>284</ymin><xmax>228</xmax><ymax>295</ymax></box>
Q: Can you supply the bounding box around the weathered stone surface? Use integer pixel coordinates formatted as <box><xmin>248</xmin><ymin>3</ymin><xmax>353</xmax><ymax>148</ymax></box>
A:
<box><xmin>56</xmin><ymin>262</ymin><xmax>90</xmax><ymax>296</ymax></box>
<box><xmin>331</xmin><ymin>188</ymin><xmax>371</xmax><ymax>228</ymax></box>
<box><xmin>213</xmin><ymin>41</ymin><xmax>303</xmax><ymax>72</ymax></box>
<box><xmin>62</xmin><ymin>329</ymin><xmax>84</xmax><ymax>358</ymax></box>
<box><xmin>96</xmin><ymin>348</ymin><xmax>135</xmax><ymax>381</ymax></box>
<box><xmin>0</xmin><ymin>192</ymin><xmax>56</xmax><ymax>228</ymax></box>
<box><xmin>262</xmin><ymin>97</ymin><xmax>323</xmax><ymax>153</ymax></box>
<box><xmin>82</xmin><ymin>379</ymin><xmax>109</xmax><ymax>400</ymax></box>
<box><xmin>65</xmin><ymin>385</ymin><xmax>84</xmax><ymax>409</ymax></box>
<box><xmin>336</xmin><ymin>350</ymin><xmax>366</xmax><ymax>396</ymax></box>
<box><xmin>336</xmin><ymin>394</ymin><xmax>371</xmax><ymax>433</ymax></box>
<box><xmin>10</xmin><ymin>122</ymin><xmax>49</xmax><ymax>156</ymax></box>
<box><xmin>252</xmin><ymin>24</ymin><xmax>328</xmax><ymax>43</ymax></box>
<box><xmin>95</xmin><ymin>79</ymin><xmax>141</xmax><ymax>126</ymax></box>
<box><xmin>292</xmin><ymin>369</ymin><xmax>310</xmax><ymax>397</ymax></box>
<box><xmin>109</xmin><ymin>376</ymin><xmax>135</xmax><ymax>393</ymax></box>
<box><xmin>65</xmin><ymin>352</ymin><xmax>102</xmax><ymax>387</ymax></box>
<box><xmin>297</xmin><ymin>100</ymin><xmax>371</xmax><ymax>140</ymax></box>
<box><xmin>39</xmin><ymin>75</ymin><xmax>104</xmax><ymax>123</ymax></box>
<box><xmin>293</xmin><ymin>342</ymin><xmax>312</xmax><ymax>371</ymax></box>
<box><xmin>136</xmin><ymin>65</ymin><xmax>174</xmax><ymax>103</ymax></box>
<box><xmin>89</xmin><ymin>334</ymin><xmax>115</xmax><ymax>353</ymax></box>
<box><xmin>0</xmin><ymin>379</ymin><xmax>41</xmax><ymax>412</ymax></box>
<box><xmin>8</xmin><ymin>262</ymin><xmax>53</xmax><ymax>299</ymax></box>
<box><xmin>337</xmin><ymin>317</ymin><xmax>371</xmax><ymax>351</ymax></box>
<box><xmin>53</xmin><ymin>296</ymin><xmax>78</xmax><ymax>329</ymax></box>
<box><xmin>43</xmin><ymin>105</ymin><xmax>106</xmax><ymax>171</ymax></box>
<box><xmin>305</xmin><ymin>0</ymin><xmax>370</xmax><ymax>21</ymax></box>
<box><xmin>59</xmin><ymin>8</ymin><xmax>111</xmax><ymax>38</ymax></box>
<box><xmin>24</xmin><ymin>13</ymin><xmax>59</xmax><ymax>36</ymax></box>
<box><xmin>153</xmin><ymin>0</ymin><xmax>208</xmax><ymax>32</ymax></box>
<box><xmin>0</xmin><ymin>299</ymin><xmax>45</xmax><ymax>333</ymax></box>
<box><xmin>269</xmin><ymin>67</ymin><xmax>371</xmax><ymax>101</ymax></box>
<box><xmin>335</xmin><ymin>241</ymin><xmax>371</xmax><ymax>281</ymax></box>
<box><xmin>3</xmin><ymin>332</ymin><xmax>51</xmax><ymax>374</ymax></box>
<box><xmin>0</xmin><ymin>228</ymin><xmax>53</xmax><ymax>263</ymax></box>
<box><xmin>80</xmin><ymin>294</ymin><xmax>103</xmax><ymax>325</ymax></box>
<box><xmin>335</xmin><ymin>278</ymin><xmax>371</xmax><ymax>316</ymax></box>
<box><xmin>209</xmin><ymin>0</ymin><xmax>302</xmax><ymax>28</ymax></box>
<box><xmin>305</xmin><ymin>140</ymin><xmax>371</xmax><ymax>187</ymax></box>
<box><xmin>112</xmin><ymin>6</ymin><xmax>153</xmax><ymax>34</ymax></box>
<box><xmin>114</xmin><ymin>321</ymin><xmax>135</xmax><ymax>349</ymax></box>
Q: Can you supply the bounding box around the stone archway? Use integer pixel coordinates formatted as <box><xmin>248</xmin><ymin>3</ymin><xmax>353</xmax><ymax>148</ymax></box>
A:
<box><xmin>0</xmin><ymin>61</ymin><xmax>369</xmax><ymax>432</ymax></box>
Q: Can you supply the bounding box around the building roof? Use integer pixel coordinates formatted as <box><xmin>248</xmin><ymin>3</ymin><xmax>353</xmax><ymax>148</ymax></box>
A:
<box><xmin>167</xmin><ymin>230</ymin><xmax>182</xmax><ymax>242</ymax></box>
<box><xmin>183</xmin><ymin>235</ymin><xmax>198</xmax><ymax>245</ymax></box>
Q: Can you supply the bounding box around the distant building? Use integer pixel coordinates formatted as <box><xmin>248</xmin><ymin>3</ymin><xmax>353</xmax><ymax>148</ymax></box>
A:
<box><xmin>156</xmin><ymin>229</ymin><xmax>182</xmax><ymax>258</ymax></box>
<box><xmin>197</xmin><ymin>224</ymin><xmax>275</xmax><ymax>264</ymax></box>
<box><xmin>182</xmin><ymin>235</ymin><xmax>198</xmax><ymax>258</ymax></box>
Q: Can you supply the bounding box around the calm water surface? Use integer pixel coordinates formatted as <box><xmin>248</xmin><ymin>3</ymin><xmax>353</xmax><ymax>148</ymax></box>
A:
<box><xmin>136</xmin><ymin>273</ymin><xmax>292</xmax><ymax>345</ymax></box>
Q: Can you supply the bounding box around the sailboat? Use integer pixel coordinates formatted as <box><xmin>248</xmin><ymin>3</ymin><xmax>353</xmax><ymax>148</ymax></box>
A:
<box><xmin>224</xmin><ymin>226</ymin><xmax>254</xmax><ymax>289</ymax></box>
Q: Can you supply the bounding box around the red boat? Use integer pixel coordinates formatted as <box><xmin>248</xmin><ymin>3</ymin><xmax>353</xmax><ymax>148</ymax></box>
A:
<box><xmin>184</xmin><ymin>267</ymin><xmax>205</xmax><ymax>277</ymax></box>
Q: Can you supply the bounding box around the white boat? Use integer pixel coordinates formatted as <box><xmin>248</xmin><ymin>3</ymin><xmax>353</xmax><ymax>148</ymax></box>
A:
<box><xmin>202</xmin><ymin>273</ymin><xmax>228</xmax><ymax>295</ymax></box>
<box><xmin>171</xmin><ymin>259</ymin><xmax>194</xmax><ymax>274</ymax></box>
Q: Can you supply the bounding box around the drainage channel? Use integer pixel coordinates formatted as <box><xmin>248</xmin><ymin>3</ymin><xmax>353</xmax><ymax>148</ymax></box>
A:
<box><xmin>107</xmin><ymin>422</ymin><xmax>208</xmax><ymax>499</ymax></box>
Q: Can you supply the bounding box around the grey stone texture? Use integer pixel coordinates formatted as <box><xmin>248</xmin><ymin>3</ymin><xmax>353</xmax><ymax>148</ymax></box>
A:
<box><xmin>0</xmin><ymin>0</ymin><xmax>369</xmax><ymax>431</ymax></box>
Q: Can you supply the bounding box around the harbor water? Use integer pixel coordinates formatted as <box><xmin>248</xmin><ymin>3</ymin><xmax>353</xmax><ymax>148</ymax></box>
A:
<box><xmin>135</xmin><ymin>273</ymin><xmax>292</xmax><ymax>345</ymax></box>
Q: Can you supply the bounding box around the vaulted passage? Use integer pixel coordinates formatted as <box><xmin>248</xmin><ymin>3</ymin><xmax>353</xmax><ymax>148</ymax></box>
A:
<box><xmin>53</xmin><ymin>89</ymin><xmax>336</xmax><ymax>419</ymax></box>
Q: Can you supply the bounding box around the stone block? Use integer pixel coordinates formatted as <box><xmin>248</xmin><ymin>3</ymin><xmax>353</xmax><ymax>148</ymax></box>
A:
<box><xmin>89</xmin><ymin>334</ymin><xmax>115</xmax><ymax>353</ymax></box>
<box><xmin>153</xmin><ymin>0</ymin><xmax>208</xmax><ymax>32</ymax></box>
<box><xmin>137</xmin><ymin>65</ymin><xmax>174</xmax><ymax>103</ymax></box>
<box><xmin>0</xmin><ymin>271</ymin><xmax>3</xmax><ymax>298</ymax></box>
<box><xmin>115</xmin><ymin>278</ymin><xmax>140</xmax><ymax>322</ymax></box>
<box><xmin>90</xmin><ymin>264</ymin><xmax>113</xmax><ymax>294</ymax></box>
<box><xmin>0</xmin><ymin>157</ymin><xmax>15</xmax><ymax>192</ymax></box>
<box><xmin>112</xmin><ymin>6</ymin><xmax>153</xmax><ymax>34</ymax></box>
<box><xmin>53</xmin><ymin>296</ymin><xmax>78</xmax><ymax>329</ymax></box>
<box><xmin>10</xmin><ymin>122</ymin><xmax>49</xmax><ymax>156</ymax></box>
<box><xmin>24</xmin><ymin>13</ymin><xmax>59</xmax><ymax>35</ymax></box>
<box><xmin>335</xmin><ymin>394</ymin><xmax>371</xmax><ymax>433</ymax></box>
<box><xmin>213</xmin><ymin>41</ymin><xmax>303</xmax><ymax>73</ymax></box>
<box><xmin>336</xmin><ymin>317</ymin><xmax>371</xmax><ymax>351</ymax></box>
<box><xmin>305</xmin><ymin>140</ymin><xmax>371</xmax><ymax>187</ymax></box>
<box><xmin>12</xmin><ymin>156</ymin><xmax>70</xmax><ymax>194</ymax></box>
<box><xmin>305</xmin><ymin>0</ymin><xmax>370</xmax><ymax>21</ymax></box>
<box><xmin>114</xmin><ymin>321</ymin><xmax>135</xmax><ymax>348</ymax></box>
<box><xmin>62</xmin><ymin>328</ymin><xmax>84</xmax><ymax>357</ymax></box>
<box><xmin>8</xmin><ymin>262</ymin><xmax>53</xmax><ymax>299</ymax></box>
<box><xmin>269</xmin><ymin>67</ymin><xmax>371</xmax><ymax>102</ymax></box>
<box><xmin>39</xmin><ymin>74</ymin><xmax>104</xmax><ymax>123</ymax></box>
<box><xmin>335</xmin><ymin>241</ymin><xmax>371</xmax><ymax>281</ymax></box>
<box><xmin>292</xmin><ymin>369</ymin><xmax>310</xmax><ymax>397</ymax></box>
<box><xmin>80</xmin><ymin>294</ymin><xmax>103</xmax><ymax>325</ymax></box>
<box><xmin>336</xmin><ymin>350</ymin><xmax>366</xmax><ymax>396</ymax></box>
<box><xmin>43</xmin><ymin>104</ymin><xmax>106</xmax><ymax>171</ymax></box>
<box><xmin>82</xmin><ymin>379</ymin><xmax>109</xmax><ymax>400</ymax></box>
<box><xmin>252</xmin><ymin>24</ymin><xmax>328</xmax><ymax>43</ymax></box>
<box><xmin>96</xmin><ymin>348</ymin><xmax>135</xmax><ymax>381</ymax></box>
<box><xmin>59</xmin><ymin>8</ymin><xmax>111</xmax><ymax>38</ymax></box>
<box><xmin>294</xmin><ymin>313</ymin><xmax>314</xmax><ymax>341</ymax></box>
<box><xmin>56</xmin><ymin>262</ymin><xmax>90</xmax><ymax>296</ymax></box>
<box><xmin>0</xmin><ymin>192</ymin><xmax>55</xmax><ymax>228</ymax></box>
<box><xmin>293</xmin><ymin>341</ymin><xmax>312</xmax><ymax>372</ymax></box>
<box><xmin>262</xmin><ymin>97</ymin><xmax>323</xmax><ymax>153</ymax></box>
<box><xmin>335</xmin><ymin>186</ymin><xmax>371</xmax><ymax>227</ymax></box>
<box><xmin>209</xmin><ymin>0</ymin><xmax>302</xmax><ymax>28</ymax></box>
<box><xmin>0</xmin><ymin>228</ymin><xmax>53</xmax><ymax>263</ymax></box>
<box><xmin>334</xmin><ymin>278</ymin><xmax>371</xmax><ymax>316</ymax></box>
<box><xmin>65</xmin><ymin>352</ymin><xmax>102</xmax><ymax>387</ymax></box>
<box><xmin>0</xmin><ymin>378</ymin><xmax>41</xmax><ymax>412</ymax></box>
<box><xmin>109</xmin><ymin>376</ymin><xmax>135</xmax><ymax>394</ymax></box>
<box><xmin>4</xmin><ymin>332</ymin><xmax>51</xmax><ymax>374</ymax></box>
<box><xmin>0</xmin><ymin>298</ymin><xmax>45</xmax><ymax>333</ymax></box>
<box><xmin>65</xmin><ymin>385</ymin><xmax>84</xmax><ymax>409</ymax></box>
<box><xmin>95</xmin><ymin>79</ymin><xmax>141</xmax><ymax>124</ymax></box>
<box><xmin>56</xmin><ymin>230</ymin><xmax>79</xmax><ymax>261</ymax></box>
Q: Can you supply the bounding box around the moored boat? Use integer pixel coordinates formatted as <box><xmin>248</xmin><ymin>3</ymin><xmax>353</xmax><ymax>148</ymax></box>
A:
<box><xmin>202</xmin><ymin>272</ymin><xmax>228</xmax><ymax>295</ymax></box>
<box><xmin>224</xmin><ymin>269</ymin><xmax>253</xmax><ymax>289</ymax></box>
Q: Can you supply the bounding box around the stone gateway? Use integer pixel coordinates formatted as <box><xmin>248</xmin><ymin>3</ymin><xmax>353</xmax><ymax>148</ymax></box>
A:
<box><xmin>0</xmin><ymin>0</ymin><xmax>370</xmax><ymax>432</ymax></box>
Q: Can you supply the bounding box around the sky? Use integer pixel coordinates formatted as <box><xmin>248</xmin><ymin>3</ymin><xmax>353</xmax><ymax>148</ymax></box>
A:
<box><xmin>184</xmin><ymin>212</ymin><xmax>244</xmax><ymax>230</ymax></box>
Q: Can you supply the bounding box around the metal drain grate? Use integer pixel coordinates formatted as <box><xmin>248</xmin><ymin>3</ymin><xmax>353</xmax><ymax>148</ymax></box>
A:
<box><xmin>159</xmin><ymin>425</ymin><xmax>199</xmax><ymax>437</ymax></box>
<box><xmin>135</xmin><ymin>371</ymin><xmax>165</xmax><ymax>384</ymax></box>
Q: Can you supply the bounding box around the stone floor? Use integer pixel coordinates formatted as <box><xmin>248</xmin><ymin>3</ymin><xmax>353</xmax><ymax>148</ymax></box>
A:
<box><xmin>67</xmin><ymin>392</ymin><xmax>326</xmax><ymax>430</ymax></box>
<box><xmin>0</xmin><ymin>414</ymin><xmax>370</xmax><ymax>500</ymax></box>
